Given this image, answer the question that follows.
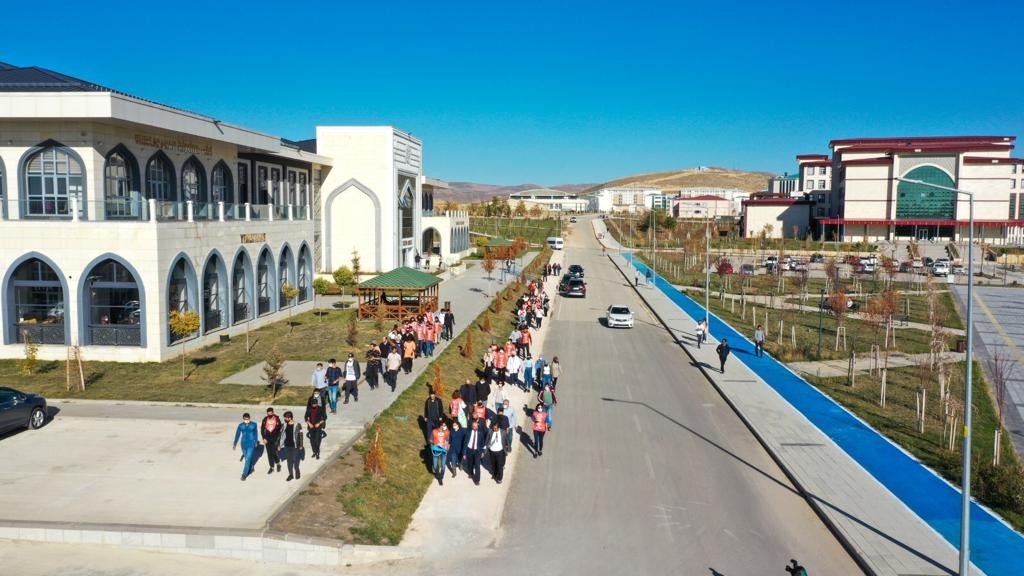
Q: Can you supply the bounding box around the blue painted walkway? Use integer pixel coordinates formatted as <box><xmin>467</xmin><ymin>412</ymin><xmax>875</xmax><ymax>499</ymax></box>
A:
<box><xmin>626</xmin><ymin>254</ymin><xmax>1024</xmax><ymax>576</ymax></box>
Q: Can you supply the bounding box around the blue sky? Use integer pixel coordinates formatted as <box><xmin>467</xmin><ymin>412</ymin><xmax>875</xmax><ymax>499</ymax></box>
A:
<box><xmin>2</xmin><ymin>0</ymin><xmax>1021</xmax><ymax>184</ymax></box>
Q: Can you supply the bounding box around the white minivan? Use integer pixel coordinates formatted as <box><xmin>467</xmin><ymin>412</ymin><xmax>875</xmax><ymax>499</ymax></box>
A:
<box><xmin>547</xmin><ymin>237</ymin><xmax>565</xmax><ymax>250</ymax></box>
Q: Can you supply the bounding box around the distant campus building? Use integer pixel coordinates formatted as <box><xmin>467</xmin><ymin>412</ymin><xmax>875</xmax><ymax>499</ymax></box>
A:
<box><xmin>507</xmin><ymin>188</ymin><xmax>588</xmax><ymax>212</ymax></box>
<box><xmin>744</xmin><ymin>136</ymin><xmax>1024</xmax><ymax>243</ymax></box>
<box><xmin>0</xmin><ymin>62</ymin><xmax>466</xmax><ymax>362</ymax></box>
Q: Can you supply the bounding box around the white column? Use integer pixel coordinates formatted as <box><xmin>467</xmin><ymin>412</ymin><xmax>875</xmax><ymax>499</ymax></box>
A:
<box><xmin>187</xmin><ymin>200</ymin><xmax>194</xmax><ymax>222</ymax></box>
<box><xmin>149</xmin><ymin>198</ymin><xmax>158</xmax><ymax>222</ymax></box>
<box><xmin>218</xmin><ymin>201</ymin><xmax>225</xmax><ymax>222</ymax></box>
<box><xmin>288</xmin><ymin>204</ymin><xmax>294</xmax><ymax>221</ymax></box>
<box><xmin>244</xmin><ymin>202</ymin><xmax>251</xmax><ymax>222</ymax></box>
<box><xmin>71</xmin><ymin>197</ymin><xmax>80</xmax><ymax>222</ymax></box>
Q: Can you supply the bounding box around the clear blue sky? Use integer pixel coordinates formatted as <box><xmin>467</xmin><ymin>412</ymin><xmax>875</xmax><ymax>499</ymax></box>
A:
<box><xmin>3</xmin><ymin>0</ymin><xmax>1021</xmax><ymax>185</ymax></box>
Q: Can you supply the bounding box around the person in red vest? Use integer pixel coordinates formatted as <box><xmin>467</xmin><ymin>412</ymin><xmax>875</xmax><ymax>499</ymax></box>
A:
<box><xmin>532</xmin><ymin>403</ymin><xmax>549</xmax><ymax>458</ymax></box>
<box><xmin>520</xmin><ymin>327</ymin><xmax>533</xmax><ymax>358</ymax></box>
<box><xmin>494</xmin><ymin>346</ymin><xmax>508</xmax><ymax>383</ymax></box>
<box><xmin>432</xmin><ymin>316</ymin><xmax>442</xmax><ymax>355</ymax></box>
<box><xmin>424</xmin><ymin>321</ymin><xmax>436</xmax><ymax>358</ymax></box>
<box><xmin>430</xmin><ymin>420</ymin><xmax>450</xmax><ymax>485</ymax></box>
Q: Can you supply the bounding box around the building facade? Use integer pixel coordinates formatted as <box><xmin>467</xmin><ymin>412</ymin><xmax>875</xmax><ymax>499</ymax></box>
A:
<box><xmin>672</xmin><ymin>195</ymin><xmax>735</xmax><ymax>220</ymax></box>
<box><xmin>819</xmin><ymin>136</ymin><xmax>1024</xmax><ymax>243</ymax></box>
<box><xmin>0</xmin><ymin>63</ymin><xmax>429</xmax><ymax>361</ymax></box>
<box><xmin>588</xmin><ymin>186</ymin><xmax>662</xmax><ymax>213</ymax></box>
<box><xmin>508</xmin><ymin>188</ymin><xmax>588</xmax><ymax>212</ymax></box>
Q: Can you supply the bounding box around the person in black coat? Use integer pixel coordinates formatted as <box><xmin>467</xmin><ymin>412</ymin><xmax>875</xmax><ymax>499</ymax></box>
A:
<box><xmin>304</xmin><ymin>393</ymin><xmax>327</xmax><ymax>459</ymax></box>
<box><xmin>462</xmin><ymin>419</ymin><xmax>488</xmax><ymax>485</ymax></box>
<box><xmin>342</xmin><ymin>353</ymin><xmax>362</xmax><ymax>404</ymax></box>
<box><xmin>716</xmin><ymin>338</ymin><xmax>731</xmax><ymax>373</ymax></box>
<box><xmin>424</xmin><ymin>390</ymin><xmax>444</xmax><ymax>445</ymax></box>
<box><xmin>476</xmin><ymin>377</ymin><xmax>491</xmax><ymax>405</ymax></box>
<box><xmin>460</xmin><ymin>379</ymin><xmax>478</xmax><ymax>408</ymax></box>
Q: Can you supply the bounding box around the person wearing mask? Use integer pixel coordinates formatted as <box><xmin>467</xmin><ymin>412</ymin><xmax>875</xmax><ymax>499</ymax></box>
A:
<box><xmin>260</xmin><ymin>407</ymin><xmax>283</xmax><ymax>475</ymax></box>
<box><xmin>754</xmin><ymin>324</ymin><xmax>765</xmax><ymax>358</ymax></box>
<box><xmin>716</xmin><ymin>338</ymin><xmax>731</xmax><ymax>373</ymax></box>
<box><xmin>386</xmin><ymin>347</ymin><xmax>402</xmax><ymax>392</ymax></box>
<box><xmin>494</xmin><ymin>345</ymin><xmax>508</xmax><ymax>383</ymax></box>
<box><xmin>424</xmin><ymin>389</ymin><xmax>444</xmax><ymax>445</ymax></box>
<box><xmin>506</xmin><ymin>352</ymin><xmax>523</xmax><ymax>390</ymax></box>
<box><xmin>476</xmin><ymin>377</ymin><xmax>491</xmax><ymax>405</ymax></box>
<box><xmin>534</xmin><ymin>356</ymin><xmax>547</xmax><ymax>390</ymax></box>
<box><xmin>695</xmin><ymin>319</ymin><xmax>706</xmax><ymax>349</ymax></box>
<box><xmin>443</xmin><ymin>308</ymin><xmax>455</xmax><ymax>341</ymax></box>
<box><xmin>342</xmin><ymin>352</ymin><xmax>361</xmax><ymax>404</ymax></box>
<box><xmin>520</xmin><ymin>327</ymin><xmax>533</xmax><ymax>357</ymax></box>
<box><xmin>472</xmin><ymin>400</ymin><xmax>488</xmax><ymax>426</ymax></box>
<box><xmin>460</xmin><ymin>378</ymin><xmax>478</xmax><ymax>409</ymax></box>
<box><xmin>447</xmin><ymin>419</ymin><xmax>466</xmax><ymax>477</ymax></box>
<box><xmin>365</xmin><ymin>344</ymin><xmax>381</xmax><ymax>390</ymax></box>
<box><xmin>430</xmin><ymin>420</ymin><xmax>450</xmax><ymax>485</ymax></box>
<box><xmin>491</xmin><ymin>379</ymin><xmax>507</xmax><ymax>408</ymax></box>
<box><xmin>500</xmin><ymin>399</ymin><xmax>517</xmax><ymax>453</ymax></box>
<box><xmin>539</xmin><ymin>384</ymin><xmax>558</xmax><ymax>430</ymax></box>
<box><xmin>541</xmin><ymin>360</ymin><xmax>553</xmax><ymax>388</ymax></box>
<box><xmin>449</xmin><ymin>390</ymin><xmax>468</xmax><ymax>429</ymax></box>
<box><xmin>324</xmin><ymin>359</ymin><xmax>342</xmax><ymax>415</ymax></box>
<box><xmin>402</xmin><ymin>336</ymin><xmax>417</xmax><ymax>374</ymax></box>
<box><xmin>523</xmin><ymin>355</ymin><xmax>535</xmax><ymax>391</ymax></box>
<box><xmin>463</xmin><ymin>419</ymin><xmax>487</xmax><ymax>485</ymax></box>
<box><xmin>282</xmin><ymin>411</ymin><xmax>303</xmax><ymax>481</ymax></box>
<box><xmin>486</xmin><ymin>420</ymin><xmax>506</xmax><ymax>484</ymax></box>
<box><xmin>232</xmin><ymin>412</ymin><xmax>259</xmax><ymax>481</ymax></box>
<box><xmin>535</xmin><ymin>304</ymin><xmax>545</xmax><ymax>329</ymax></box>
<box><xmin>550</xmin><ymin>357</ymin><xmax>562</xmax><ymax>388</ymax></box>
<box><xmin>531</xmin><ymin>403</ymin><xmax>549</xmax><ymax>458</ymax></box>
<box><xmin>310</xmin><ymin>362</ymin><xmax>328</xmax><ymax>407</ymax></box>
<box><xmin>304</xmin><ymin>393</ymin><xmax>327</xmax><ymax>459</ymax></box>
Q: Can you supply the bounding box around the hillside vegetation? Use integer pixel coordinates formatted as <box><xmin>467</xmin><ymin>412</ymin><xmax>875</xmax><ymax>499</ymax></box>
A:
<box><xmin>583</xmin><ymin>167</ymin><xmax>772</xmax><ymax>194</ymax></box>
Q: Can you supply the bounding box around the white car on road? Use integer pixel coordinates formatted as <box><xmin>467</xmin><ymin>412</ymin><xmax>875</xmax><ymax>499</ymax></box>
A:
<box><xmin>605</xmin><ymin>305</ymin><xmax>634</xmax><ymax>328</ymax></box>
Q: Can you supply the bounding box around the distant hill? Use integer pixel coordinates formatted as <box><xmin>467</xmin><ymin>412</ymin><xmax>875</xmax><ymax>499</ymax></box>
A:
<box><xmin>582</xmin><ymin>167</ymin><xmax>773</xmax><ymax>195</ymax></box>
<box><xmin>436</xmin><ymin>182</ymin><xmax>597</xmax><ymax>205</ymax></box>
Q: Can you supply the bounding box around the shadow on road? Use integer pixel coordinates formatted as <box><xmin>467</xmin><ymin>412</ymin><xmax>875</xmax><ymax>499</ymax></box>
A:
<box><xmin>599</xmin><ymin>397</ymin><xmax>954</xmax><ymax>576</ymax></box>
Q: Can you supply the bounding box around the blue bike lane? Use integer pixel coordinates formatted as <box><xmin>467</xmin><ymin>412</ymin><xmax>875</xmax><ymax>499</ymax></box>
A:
<box><xmin>626</xmin><ymin>254</ymin><xmax>1024</xmax><ymax>576</ymax></box>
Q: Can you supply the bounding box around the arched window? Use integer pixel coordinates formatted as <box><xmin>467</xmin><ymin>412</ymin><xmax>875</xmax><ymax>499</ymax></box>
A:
<box><xmin>8</xmin><ymin>257</ymin><xmax>66</xmax><ymax>345</ymax></box>
<box><xmin>202</xmin><ymin>254</ymin><xmax>227</xmax><ymax>333</ymax></box>
<box><xmin>897</xmin><ymin>166</ymin><xmax>957</xmax><ymax>220</ymax></box>
<box><xmin>146</xmin><ymin>152</ymin><xmax>175</xmax><ymax>201</ymax></box>
<box><xmin>297</xmin><ymin>245</ymin><xmax>312</xmax><ymax>303</ymax></box>
<box><xmin>232</xmin><ymin>252</ymin><xmax>252</xmax><ymax>324</ymax></box>
<box><xmin>168</xmin><ymin>257</ymin><xmax>197</xmax><ymax>343</ymax></box>
<box><xmin>399</xmin><ymin>187</ymin><xmax>414</xmax><ymax>240</ymax></box>
<box><xmin>104</xmin><ymin>146</ymin><xmax>141</xmax><ymax>219</ymax></box>
<box><xmin>256</xmin><ymin>249</ymin><xmax>275</xmax><ymax>316</ymax></box>
<box><xmin>211</xmin><ymin>162</ymin><xmax>233</xmax><ymax>205</ymax></box>
<box><xmin>22</xmin><ymin>145</ymin><xmax>85</xmax><ymax>218</ymax></box>
<box><xmin>84</xmin><ymin>259</ymin><xmax>141</xmax><ymax>346</ymax></box>
<box><xmin>181</xmin><ymin>157</ymin><xmax>207</xmax><ymax>204</ymax></box>
<box><xmin>279</xmin><ymin>246</ymin><xmax>296</xmax><ymax>308</ymax></box>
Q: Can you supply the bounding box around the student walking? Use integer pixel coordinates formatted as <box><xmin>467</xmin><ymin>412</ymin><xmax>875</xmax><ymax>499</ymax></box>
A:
<box><xmin>424</xmin><ymin>389</ymin><xmax>444</xmax><ymax>445</ymax></box>
<box><xmin>716</xmin><ymin>338</ymin><xmax>731</xmax><ymax>373</ymax></box>
<box><xmin>365</xmin><ymin>344</ymin><xmax>381</xmax><ymax>390</ymax></box>
<box><xmin>550</xmin><ymin>357</ymin><xmax>562</xmax><ymax>388</ymax></box>
<box><xmin>325</xmin><ymin>359</ymin><xmax>342</xmax><ymax>415</ymax></box>
<box><xmin>311</xmin><ymin>362</ymin><xmax>329</xmax><ymax>407</ymax></box>
<box><xmin>523</xmin><ymin>355</ymin><xmax>535</xmax><ymax>391</ymax></box>
<box><xmin>430</xmin><ymin>420</ymin><xmax>450</xmax><ymax>485</ymax></box>
<box><xmin>531</xmin><ymin>404</ymin><xmax>549</xmax><ymax>458</ymax></box>
<box><xmin>487</xmin><ymin>421</ymin><xmax>507</xmax><ymax>484</ymax></box>
<box><xmin>232</xmin><ymin>412</ymin><xmax>259</xmax><ymax>481</ymax></box>
<box><xmin>754</xmin><ymin>324</ymin><xmax>765</xmax><ymax>357</ymax></box>
<box><xmin>500</xmin><ymin>399</ymin><xmax>516</xmax><ymax>453</ymax></box>
<box><xmin>260</xmin><ymin>407</ymin><xmax>283</xmax><ymax>474</ymax></box>
<box><xmin>342</xmin><ymin>353</ymin><xmax>361</xmax><ymax>404</ymax></box>
<box><xmin>695</xmin><ymin>320</ymin><xmax>706</xmax><ymax>349</ymax></box>
<box><xmin>539</xmin><ymin>384</ymin><xmax>557</xmax><ymax>429</ymax></box>
<box><xmin>402</xmin><ymin>337</ymin><xmax>416</xmax><ymax>374</ymax></box>
<box><xmin>447</xmin><ymin>420</ymin><xmax>466</xmax><ymax>477</ymax></box>
<box><xmin>304</xmin><ymin>393</ymin><xmax>327</xmax><ymax>459</ymax></box>
<box><xmin>506</xmin><ymin>352</ymin><xmax>523</xmax><ymax>389</ymax></box>
<box><xmin>386</xmin><ymin>347</ymin><xmax>401</xmax><ymax>392</ymax></box>
<box><xmin>282</xmin><ymin>411</ymin><xmax>303</xmax><ymax>481</ymax></box>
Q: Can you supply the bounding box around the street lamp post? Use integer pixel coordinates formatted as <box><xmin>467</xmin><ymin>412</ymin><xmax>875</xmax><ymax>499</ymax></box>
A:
<box><xmin>650</xmin><ymin>207</ymin><xmax>657</xmax><ymax>287</ymax></box>
<box><xmin>704</xmin><ymin>209</ymin><xmax>711</xmax><ymax>325</ymax></box>
<box><xmin>817</xmin><ymin>288</ymin><xmax>826</xmax><ymax>357</ymax></box>
<box><xmin>897</xmin><ymin>177</ymin><xmax>975</xmax><ymax>576</ymax></box>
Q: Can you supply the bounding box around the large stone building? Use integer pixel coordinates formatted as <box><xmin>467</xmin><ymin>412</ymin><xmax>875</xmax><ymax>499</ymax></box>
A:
<box><xmin>508</xmin><ymin>188</ymin><xmax>588</xmax><ymax>212</ymax></box>
<box><xmin>0</xmin><ymin>63</ymin><xmax>449</xmax><ymax>361</ymax></box>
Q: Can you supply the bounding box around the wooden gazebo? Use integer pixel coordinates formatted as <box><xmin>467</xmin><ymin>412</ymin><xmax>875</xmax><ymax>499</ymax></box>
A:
<box><xmin>355</xmin><ymin>267</ymin><xmax>441</xmax><ymax>320</ymax></box>
<box><xmin>484</xmin><ymin>237</ymin><xmax>518</xmax><ymax>260</ymax></box>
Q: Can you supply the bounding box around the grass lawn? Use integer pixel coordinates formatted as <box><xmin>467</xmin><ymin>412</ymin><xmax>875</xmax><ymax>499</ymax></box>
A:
<box><xmin>1</xmin><ymin>306</ymin><xmax>385</xmax><ymax>406</ymax></box>
<box><xmin>302</xmin><ymin>250</ymin><xmax>551</xmax><ymax>545</ymax></box>
<box><xmin>806</xmin><ymin>363</ymin><xmax>1024</xmax><ymax>532</ymax></box>
<box><xmin>470</xmin><ymin>217</ymin><xmax>561</xmax><ymax>246</ymax></box>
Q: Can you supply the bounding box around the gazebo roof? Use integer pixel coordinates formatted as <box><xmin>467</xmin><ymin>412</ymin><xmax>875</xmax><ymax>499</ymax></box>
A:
<box><xmin>484</xmin><ymin>237</ymin><xmax>515</xmax><ymax>247</ymax></box>
<box><xmin>357</xmin><ymin>266</ymin><xmax>440</xmax><ymax>290</ymax></box>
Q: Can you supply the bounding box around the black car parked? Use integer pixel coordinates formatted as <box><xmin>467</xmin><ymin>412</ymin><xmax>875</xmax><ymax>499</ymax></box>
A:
<box><xmin>0</xmin><ymin>387</ymin><xmax>47</xmax><ymax>434</ymax></box>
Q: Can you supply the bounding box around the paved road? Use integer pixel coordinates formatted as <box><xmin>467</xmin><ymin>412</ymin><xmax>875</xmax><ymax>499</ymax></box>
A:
<box><xmin>448</xmin><ymin>221</ymin><xmax>859</xmax><ymax>574</ymax></box>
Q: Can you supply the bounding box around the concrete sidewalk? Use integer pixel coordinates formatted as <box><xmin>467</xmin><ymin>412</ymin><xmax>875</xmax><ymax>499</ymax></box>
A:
<box><xmin>595</xmin><ymin>219</ymin><xmax>980</xmax><ymax>576</ymax></box>
<box><xmin>400</xmin><ymin>250</ymin><xmax>563</xmax><ymax>556</ymax></box>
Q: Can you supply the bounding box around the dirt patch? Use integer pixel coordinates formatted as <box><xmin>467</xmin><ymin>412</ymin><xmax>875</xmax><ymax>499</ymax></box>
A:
<box><xmin>269</xmin><ymin>441</ymin><xmax>368</xmax><ymax>541</ymax></box>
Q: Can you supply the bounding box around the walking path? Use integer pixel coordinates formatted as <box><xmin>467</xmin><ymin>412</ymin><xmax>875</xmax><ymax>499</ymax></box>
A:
<box><xmin>788</xmin><ymin>351</ymin><xmax>966</xmax><ymax>378</ymax></box>
<box><xmin>401</xmin><ymin>252</ymin><xmax>563</xmax><ymax>555</ymax></box>
<box><xmin>0</xmin><ymin>254</ymin><xmax>536</xmax><ymax>567</ymax></box>
<box><xmin>595</xmin><ymin>220</ymin><xmax>1012</xmax><ymax>576</ymax></box>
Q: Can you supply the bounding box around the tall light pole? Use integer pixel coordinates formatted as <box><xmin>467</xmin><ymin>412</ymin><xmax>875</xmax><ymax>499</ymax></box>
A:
<box><xmin>897</xmin><ymin>177</ymin><xmax>975</xmax><ymax>576</ymax></box>
<box><xmin>703</xmin><ymin>208</ymin><xmax>711</xmax><ymax>325</ymax></box>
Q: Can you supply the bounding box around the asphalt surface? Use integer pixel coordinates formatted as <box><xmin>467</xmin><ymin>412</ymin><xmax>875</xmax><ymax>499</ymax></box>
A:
<box><xmin>448</xmin><ymin>222</ymin><xmax>860</xmax><ymax>575</ymax></box>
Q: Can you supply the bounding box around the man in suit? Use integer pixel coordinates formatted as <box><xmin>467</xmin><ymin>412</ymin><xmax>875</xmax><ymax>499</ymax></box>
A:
<box><xmin>463</xmin><ymin>419</ymin><xmax>487</xmax><ymax>485</ymax></box>
<box><xmin>460</xmin><ymin>379</ymin><xmax>478</xmax><ymax>410</ymax></box>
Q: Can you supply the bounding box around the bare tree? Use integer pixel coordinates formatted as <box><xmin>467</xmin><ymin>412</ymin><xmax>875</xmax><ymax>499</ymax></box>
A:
<box><xmin>829</xmin><ymin>289</ymin><xmax>849</xmax><ymax>351</ymax></box>
<box><xmin>987</xmin><ymin>348</ymin><xmax>1011</xmax><ymax>464</ymax></box>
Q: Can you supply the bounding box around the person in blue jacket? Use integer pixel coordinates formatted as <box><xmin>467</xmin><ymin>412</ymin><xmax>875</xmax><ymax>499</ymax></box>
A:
<box><xmin>232</xmin><ymin>412</ymin><xmax>259</xmax><ymax>481</ymax></box>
